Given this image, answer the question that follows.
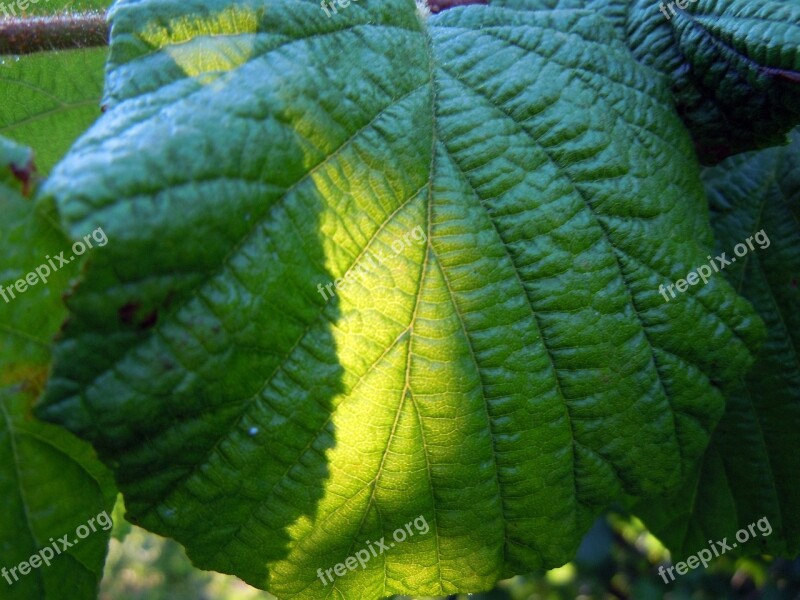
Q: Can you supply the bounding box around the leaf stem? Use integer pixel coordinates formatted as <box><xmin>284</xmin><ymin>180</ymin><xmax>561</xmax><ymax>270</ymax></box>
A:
<box><xmin>0</xmin><ymin>12</ymin><xmax>108</xmax><ymax>55</ymax></box>
<box><xmin>428</xmin><ymin>0</ymin><xmax>489</xmax><ymax>13</ymax></box>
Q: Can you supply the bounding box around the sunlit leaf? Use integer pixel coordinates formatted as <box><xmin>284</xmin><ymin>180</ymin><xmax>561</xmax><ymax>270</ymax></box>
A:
<box><xmin>35</xmin><ymin>0</ymin><xmax>765</xmax><ymax>597</ymax></box>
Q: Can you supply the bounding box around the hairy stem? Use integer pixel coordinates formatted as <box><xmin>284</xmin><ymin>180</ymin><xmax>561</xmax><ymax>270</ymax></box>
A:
<box><xmin>0</xmin><ymin>12</ymin><xmax>108</xmax><ymax>55</ymax></box>
<box><xmin>428</xmin><ymin>0</ymin><xmax>489</xmax><ymax>13</ymax></box>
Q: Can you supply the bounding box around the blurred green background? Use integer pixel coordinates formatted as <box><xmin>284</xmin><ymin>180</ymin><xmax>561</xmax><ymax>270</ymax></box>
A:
<box><xmin>100</xmin><ymin>502</ymin><xmax>800</xmax><ymax>600</ymax></box>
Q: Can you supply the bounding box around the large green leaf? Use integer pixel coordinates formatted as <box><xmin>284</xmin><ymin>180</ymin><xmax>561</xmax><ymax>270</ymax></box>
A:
<box><xmin>494</xmin><ymin>0</ymin><xmax>800</xmax><ymax>163</ymax></box>
<box><xmin>0</xmin><ymin>137</ymin><xmax>116</xmax><ymax>599</ymax></box>
<box><xmin>36</xmin><ymin>1</ymin><xmax>763</xmax><ymax>597</ymax></box>
<box><xmin>635</xmin><ymin>130</ymin><xmax>800</xmax><ymax>559</ymax></box>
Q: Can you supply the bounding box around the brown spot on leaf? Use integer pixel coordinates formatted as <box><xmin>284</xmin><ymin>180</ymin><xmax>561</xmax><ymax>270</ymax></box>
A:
<box><xmin>9</xmin><ymin>158</ymin><xmax>36</xmax><ymax>197</ymax></box>
<box><xmin>118</xmin><ymin>301</ymin><xmax>141</xmax><ymax>325</ymax></box>
<box><xmin>119</xmin><ymin>302</ymin><xmax>158</xmax><ymax>330</ymax></box>
<box><xmin>138</xmin><ymin>310</ymin><xmax>159</xmax><ymax>331</ymax></box>
<box><xmin>56</xmin><ymin>316</ymin><xmax>73</xmax><ymax>339</ymax></box>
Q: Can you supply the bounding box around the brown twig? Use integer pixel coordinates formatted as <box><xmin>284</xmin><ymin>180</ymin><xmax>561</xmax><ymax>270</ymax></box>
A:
<box><xmin>428</xmin><ymin>0</ymin><xmax>489</xmax><ymax>14</ymax></box>
<box><xmin>0</xmin><ymin>12</ymin><xmax>109</xmax><ymax>55</ymax></box>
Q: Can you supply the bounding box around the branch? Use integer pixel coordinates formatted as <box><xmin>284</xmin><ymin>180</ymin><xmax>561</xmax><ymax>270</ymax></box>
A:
<box><xmin>0</xmin><ymin>12</ymin><xmax>109</xmax><ymax>55</ymax></box>
<box><xmin>428</xmin><ymin>0</ymin><xmax>489</xmax><ymax>13</ymax></box>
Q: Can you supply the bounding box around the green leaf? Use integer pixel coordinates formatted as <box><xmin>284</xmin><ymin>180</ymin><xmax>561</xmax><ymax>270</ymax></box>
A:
<box><xmin>0</xmin><ymin>136</ymin><xmax>116</xmax><ymax>600</ymax></box>
<box><xmin>0</xmin><ymin>1</ymin><xmax>112</xmax><ymax>173</ymax></box>
<box><xmin>0</xmin><ymin>49</ymin><xmax>108</xmax><ymax>173</ymax></box>
<box><xmin>493</xmin><ymin>0</ymin><xmax>800</xmax><ymax>163</ymax></box>
<box><xmin>635</xmin><ymin>130</ymin><xmax>800</xmax><ymax>559</ymax></box>
<box><xmin>3</xmin><ymin>0</ymin><xmax>111</xmax><ymax>15</ymax></box>
<box><xmin>36</xmin><ymin>1</ymin><xmax>763</xmax><ymax>597</ymax></box>
<box><xmin>0</xmin><ymin>388</ymin><xmax>116</xmax><ymax>599</ymax></box>
<box><xmin>628</xmin><ymin>0</ymin><xmax>800</xmax><ymax>164</ymax></box>
<box><xmin>109</xmin><ymin>494</ymin><xmax>133</xmax><ymax>543</ymax></box>
<box><xmin>0</xmin><ymin>134</ymin><xmax>34</xmax><ymax>193</ymax></box>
